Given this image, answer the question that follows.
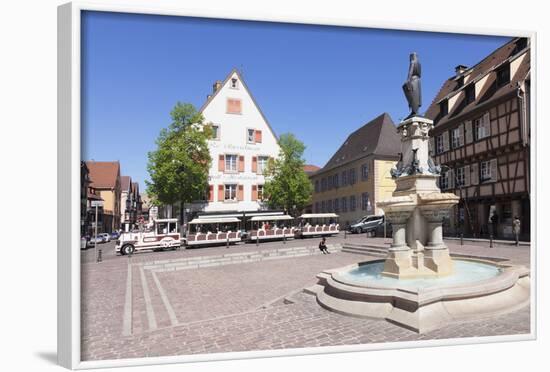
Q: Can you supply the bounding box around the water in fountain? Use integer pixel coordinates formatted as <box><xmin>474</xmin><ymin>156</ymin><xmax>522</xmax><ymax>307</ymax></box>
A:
<box><xmin>340</xmin><ymin>260</ymin><xmax>500</xmax><ymax>289</ymax></box>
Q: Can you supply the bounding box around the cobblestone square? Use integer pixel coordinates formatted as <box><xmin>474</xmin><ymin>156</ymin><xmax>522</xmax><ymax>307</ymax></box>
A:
<box><xmin>81</xmin><ymin>235</ymin><xmax>531</xmax><ymax>361</ymax></box>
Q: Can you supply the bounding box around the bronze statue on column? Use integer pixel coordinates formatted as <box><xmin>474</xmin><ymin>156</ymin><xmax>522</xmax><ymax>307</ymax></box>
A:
<box><xmin>402</xmin><ymin>52</ymin><xmax>422</xmax><ymax>119</ymax></box>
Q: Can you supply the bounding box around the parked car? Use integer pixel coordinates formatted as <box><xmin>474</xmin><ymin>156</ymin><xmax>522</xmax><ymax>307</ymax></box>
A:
<box><xmin>89</xmin><ymin>235</ymin><xmax>104</xmax><ymax>244</ymax></box>
<box><xmin>349</xmin><ymin>215</ymin><xmax>385</xmax><ymax>234</ymax></box>
<box><xmin>99</xmin><ymin>233</ymin><xmax>111</xmax><ymax>242</ymax></box>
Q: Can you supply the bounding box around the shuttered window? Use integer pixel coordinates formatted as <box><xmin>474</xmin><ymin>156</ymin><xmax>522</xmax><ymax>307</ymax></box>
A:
<box><xmin>480</xmin><ymin>160</ymin><xmax>492</xmax><ymax>182</ymax></box>
<box><xmin>451</xmin><ymin>126</ymin><xmax>464</xmax><ymax>148</ymax></box>
<box><xmin>435</xmin><ymin>135</ymin><xmax>445</xmax><ymax>154</ymax></box>
<box><xmin>257</xmin><ymin>156</ymin><xmax>268</xmax><ymax>174</ymax></box>
<box><xmin>455</xmin><ymin>167</ymin><xmax>465</xmax><ymax>187</ymax></box>
<box><xmin>474</xmin><ymin>113</ymin><xmax>491</xmax><ymax>140</ymax></box>
<box><xmin>225</xmin><ymin>154</ymin><xmax>238</xmax><ymax>172</ymax></box>
<box><xmin>227</xmin><ymin>98</ymin><xmax>242</xmax><ymax>114</ymax></box>
<box><xmin>224</xmin><ymin>184</ymin><xmax>238</xmax><ymax>201</ymax></box>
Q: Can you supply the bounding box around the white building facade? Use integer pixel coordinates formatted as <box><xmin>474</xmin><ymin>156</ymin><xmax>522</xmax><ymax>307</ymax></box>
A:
<box><xmin>194</xmin><ymin>69</ymin><xmax>280</xmax><ymax>213</ymax></box>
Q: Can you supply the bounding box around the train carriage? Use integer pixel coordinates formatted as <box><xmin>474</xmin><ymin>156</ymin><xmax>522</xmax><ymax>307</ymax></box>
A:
<box><xmin>185</xmin><ymin>217</ymin><xmax>242</xmax><ymax>247</ymax></box>
<box><xmin>247</xmin><ymin>214</ymin><xmax>295</xmax><ymax>242</ymax></box>
<box><xmin>294</xmin><ymin>213</ymin><xmax>340</xmax><ymax>238</ymax></box>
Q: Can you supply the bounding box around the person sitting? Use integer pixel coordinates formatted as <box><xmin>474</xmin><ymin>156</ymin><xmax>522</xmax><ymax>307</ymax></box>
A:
<box><xmin>318</xmin><ymin>237</ymin><xmax>330</xmax><ymax>254</ymax></box>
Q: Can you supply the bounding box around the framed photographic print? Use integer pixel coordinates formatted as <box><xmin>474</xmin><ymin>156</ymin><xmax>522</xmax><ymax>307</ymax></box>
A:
<box><xmin>58</xmin><ymin>1</ymin><xmax>536</xmax><ymax>369</ymax></box>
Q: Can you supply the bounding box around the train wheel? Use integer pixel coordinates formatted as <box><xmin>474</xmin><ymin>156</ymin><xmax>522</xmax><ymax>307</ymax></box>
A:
<box><xmin>122</xmin><ymin>244</ymin><xmax>135</xmax><ymax>255</ymax></box>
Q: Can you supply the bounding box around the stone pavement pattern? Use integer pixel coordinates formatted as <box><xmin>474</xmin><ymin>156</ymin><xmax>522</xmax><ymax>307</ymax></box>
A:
<box><xmin>81</xmin><ymin>236</ymin><xmax>531</xmax><ymax>361</ymax></box>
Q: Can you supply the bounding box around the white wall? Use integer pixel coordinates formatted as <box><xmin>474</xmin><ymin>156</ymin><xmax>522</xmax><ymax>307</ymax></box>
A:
<box><xmin>200</xmin><ymin>70</ymin><xmax>281</xmax><ymax>212</ymax></box>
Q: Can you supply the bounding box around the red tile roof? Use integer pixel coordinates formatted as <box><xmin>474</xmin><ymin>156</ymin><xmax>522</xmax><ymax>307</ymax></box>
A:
<box><xmin>303</xmin><ymin>164</ymin><xmax>321</xmax><ymax>174</ymax></box>
<box><xmin>86</xmin><ymin>161</ymin><xmax>120</xmax><ymax>189</ymax></box>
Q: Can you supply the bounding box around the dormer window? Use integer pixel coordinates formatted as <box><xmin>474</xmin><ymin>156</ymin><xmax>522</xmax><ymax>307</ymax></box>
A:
<box><xmin>464</xmin><ymin>84</ymin><xmax>475</xmax><ymax>105</ymax></box>
<box><xmin>496</xmin><ymin>63</ymin><xmax>510</xmax><ymax>88</ymax></box>
<box><xmin>230</xmin><ymin>78</ymin><xmax>239</xmax><ymax>89</ymax></box>
<box><xmin>440</xmin><ymin>99</ymin><xmax>449</xmax><ymax>116</ymax></box>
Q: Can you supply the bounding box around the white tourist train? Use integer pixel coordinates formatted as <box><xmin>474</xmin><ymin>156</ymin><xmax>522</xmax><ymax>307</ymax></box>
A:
<box><xmin>115</xmin><ymin>212</ymin><xmax>341</xmax><ymax>255</ymax></box>
<box><xmin>294</xmin><ymin>213</ymin><xmax>340</xmax><ymax>238</ymax></box>
<box><xmin>116</xmin><ymin>218</ymin><xmax>182</xmax><ymax>255</ymax></box>
<box><xmin>184</xmin><ymin>216</ymin><xmax>242</xmax><ymax>247</ymax></box>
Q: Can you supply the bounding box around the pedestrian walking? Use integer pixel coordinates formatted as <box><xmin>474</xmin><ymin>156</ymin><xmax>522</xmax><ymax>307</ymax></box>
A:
<box><xmin>319</xmin><ymin>237</ymin><xmax>330</xmax><ymax>254</ymax></box>
<box><xmin>513</xmin><ymin>216</ymin><xmax>521</xmax><ymax>246</ymax></box>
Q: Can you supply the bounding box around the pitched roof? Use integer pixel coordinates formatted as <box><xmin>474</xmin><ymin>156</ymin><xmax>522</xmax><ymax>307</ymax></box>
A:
<box><xmin>120</xmin><ymin>176</ymin><xmax>131</xmax><ymax>192</ymax></box>
<box><xmin>425</xmin><ymin>37</ymin><xmax>530</xmax><ymax>127</ymax></box>
<box><xmin>132</xmin><ymin>182</ymin><xmax>140</xmax><ymax>195</ymax></box>
<box><xmin>86</xmin><ymin>161</ymin><xmax>120</xmax><ymax>189</ymax></box>
<box><xmin>303</xmin><ymin>164</ymin><xmax>321</xmax><ymax>175</ymax></box>
<box><xmin>318</xmin><ymin>113</ymin><xmax>400</xmax><ymax>174</ymax></box>
<box><xmin>199</xmin><ymin>68</ymin><xmax>278</xmax><ymax>140</ymax></box>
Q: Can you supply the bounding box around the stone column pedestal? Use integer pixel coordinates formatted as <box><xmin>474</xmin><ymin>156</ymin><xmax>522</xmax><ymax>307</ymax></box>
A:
<box><xmin>382</xmin><ymin>210</ymin><xmax>415</xmax><ymax>278</ymax></box>
<box><xmin>421</xmin><ymin>209</ymin><xmax>453</xmax><ymax>276</ymax></box>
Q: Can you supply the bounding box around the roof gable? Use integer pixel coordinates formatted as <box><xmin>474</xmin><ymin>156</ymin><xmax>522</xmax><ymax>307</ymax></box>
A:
<box><xmin>120</xmin><ymin>176</ymin><xmax>131</xmax><ymax>192</ymax></box>
<box><xmin>86</xmin><ymin>161</ymin><xmax>120</xmax><ymax>189</ymax></box>
<box><xmin>199</xmin><ymin>68</ymin><xmax>278</xmax><ymax>141</ymax></box>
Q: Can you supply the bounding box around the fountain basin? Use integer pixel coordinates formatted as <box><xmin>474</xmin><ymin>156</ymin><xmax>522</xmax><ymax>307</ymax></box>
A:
<box><xmin>309</xmin><ymin>258</ymin><xmax>530</xmax><ymax>333</ymax></box>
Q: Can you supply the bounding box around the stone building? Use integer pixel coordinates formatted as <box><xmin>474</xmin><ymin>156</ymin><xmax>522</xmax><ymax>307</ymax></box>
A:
<box><xmin>309</xmin><ymin>113</ymin><xmax>401</xmax><ymax>227</ymax></box>
<box><xmin>86</xmin><ymin>161</ymin><xmax>121</xmax><ymax>233</ymax></box>
<box><xmin>189</xmin><ymin>68</ymin><xmax>281</xmax><ymax>214</ymax></box>
<box><xmin>425</xmin><ymin>37</ymin><xmax>530</xmax><ymax>240</ymax></box>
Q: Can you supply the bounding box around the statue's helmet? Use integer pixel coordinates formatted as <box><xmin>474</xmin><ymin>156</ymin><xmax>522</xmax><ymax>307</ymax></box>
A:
<box><xmin>410</xmin><ymin>52</ymin><xmax>418</xmax><ymax>61</ymax></box>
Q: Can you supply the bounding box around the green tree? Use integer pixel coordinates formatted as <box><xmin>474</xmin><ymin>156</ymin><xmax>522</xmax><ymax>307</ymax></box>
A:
<box><xmin>263</xmin><ymin>133</ymin><xmax>313</xmax><ymax>215</ymax></box>
<box><xmin>146</xmin><ymin>102</ymin><xmax>212</xmax><ymax>226</ymax></box>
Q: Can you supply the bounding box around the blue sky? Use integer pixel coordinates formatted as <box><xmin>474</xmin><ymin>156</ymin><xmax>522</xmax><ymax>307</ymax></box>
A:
<box><xmin>82</xmin><ymin>11</ymin><xmax>510</xmax><ymax>191</ymax></box>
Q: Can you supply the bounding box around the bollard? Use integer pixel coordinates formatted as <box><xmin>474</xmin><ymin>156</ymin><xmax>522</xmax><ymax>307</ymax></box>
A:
<box><xmin>97</xmin><ymin>248</ymin><xmax>102</xmax><ymax>263</ymax></box>
<box><xmin>489</xmin><ymin>233</ymin><xmax>493</xmax><ymax>248</ymax></box>
<box><xmin>283</xmin><ymin>232</ymin><xmax>286</xmax><ymax>244</ymax></box>
<box><xmin>460</xmin><ymin>233</ymin><xmax>463</xmax><ymax>246</ymax></box>
<box><xmin>344</xmin><ymin>230</ymin><xmax>347</xmax><ymax>240</ymax></box>
<box><xmin>226</xmin><ymin>235</ymin><xmax>229</xmax><ymax>248</ymax></box>
<box><xmin>256</xmin><ymin>235</ymin><xmax>259</xmax><ymax>247</ymax></box>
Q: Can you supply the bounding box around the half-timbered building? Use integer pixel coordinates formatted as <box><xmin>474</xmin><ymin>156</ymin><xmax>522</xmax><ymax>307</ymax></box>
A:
<box><xmin>425</xmin><ymin>37</ymin><xmax>531</xmax><ymax>240</ymax></box>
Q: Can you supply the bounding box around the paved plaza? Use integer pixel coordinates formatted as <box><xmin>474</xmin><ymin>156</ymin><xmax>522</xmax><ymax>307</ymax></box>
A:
<box><xmin>81</xmin><ymin>234</ymin><xmax>531</xmax><ymax>361</ymax></box>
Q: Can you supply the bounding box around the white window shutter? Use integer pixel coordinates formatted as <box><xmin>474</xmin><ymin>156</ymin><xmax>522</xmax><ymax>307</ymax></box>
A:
<box><xmin>471</xmin><ymin>163</ymin><xmax>479</xmax><ymax>185</ymax></box>
<box><xmin>429</xmin><ymin>137</ymin><xmax>435</xmax><ymax>156</ymax></box>
<box><xmin>443</xmin><ymin>131</ymin><xmax>450</xmax><ymax>152</ymax></box>
<box><xmin>464</xmin><ymin>165</ymin><xmax>470</xmax><ymax>186</ymax></box>
<box><xmin>448</xmin><ymin>169</ymin><xmax>455</xmax><ymax>189</ymax></box>
<box><xmin>458</xmin><ymin>123</ymin><xmax>465</xmax><ymax>146</ymax></box>
<box><xmin>490</xmin><ymin>158</ymin><xmax>498</xmax><ymax>182</ymax></box>
<box><xmin>484</xmin><ymin>112</ymin><xmax>491</xmax><ymax>136</ymax></box>
<box><xmin>465</xmin><ymin>120</ymin><xmax>473</xmax><ymax>144</ymax></box>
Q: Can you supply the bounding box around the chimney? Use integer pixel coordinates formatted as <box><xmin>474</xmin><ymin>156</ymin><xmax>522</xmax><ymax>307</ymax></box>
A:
<box><xmin>213</xmin><ymin>80</ymin><xmax>222</xmax><ymax>93</ymax></box>
<box><xmin>455</xmin><ymin>64</ymin><xmax>468</xmax><ymax>76</ymax></box>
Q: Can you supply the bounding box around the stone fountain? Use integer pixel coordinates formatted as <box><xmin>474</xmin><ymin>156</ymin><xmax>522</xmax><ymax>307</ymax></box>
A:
<box><xmin>377</xmin><ymin>115</ymin><xmax>459</xmax><ymax>279</ymax></box>
<box><xmin>308</xmin><ymin>53</ymin><xmax>530</xmax><ymax>333</ymax></box>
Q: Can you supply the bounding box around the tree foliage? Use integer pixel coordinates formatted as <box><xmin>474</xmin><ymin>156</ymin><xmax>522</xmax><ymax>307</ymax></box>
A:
<box><xmin>263</xmin><ymin>133</ymin><xmax>313</xmax><ymax>214</ymax></box>
<box><xmin>146</xmin><ymin>102</ymin><xmax>212</xmax><ymax>207</ymax></box>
